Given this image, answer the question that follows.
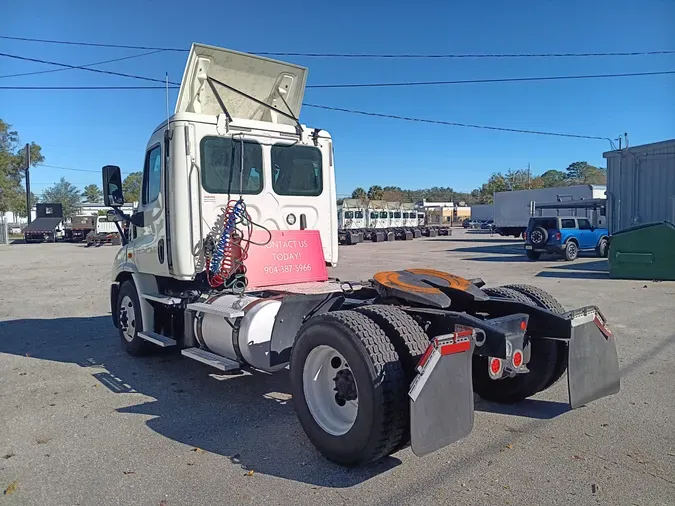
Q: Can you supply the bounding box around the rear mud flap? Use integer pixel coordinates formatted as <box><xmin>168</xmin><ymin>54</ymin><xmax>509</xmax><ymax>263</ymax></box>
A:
<box><xmin>409</xmin><ymin>334</ymin><xmax>475</xmax><ymax>457</ymax></box>
<box><xmin>567</xmin><ymin>314</ymin><xmax>620</xmax><ymax>409</ymax></box>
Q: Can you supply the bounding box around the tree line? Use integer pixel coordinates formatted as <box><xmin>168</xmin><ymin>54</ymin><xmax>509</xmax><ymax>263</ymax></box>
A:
<box><xmin>2</xmin><ymin>117</ymin><xmax>606</xmax><ymax>220</ymax></box>
<box><xmin>1</xmin><ymin>118</ymin><xmax>143</xmax><ymax>220</ymax></box>
<box><xmin>348</xmin><ymin>162</ymin><xmax>607</xmax><ymax>205</ymax></box>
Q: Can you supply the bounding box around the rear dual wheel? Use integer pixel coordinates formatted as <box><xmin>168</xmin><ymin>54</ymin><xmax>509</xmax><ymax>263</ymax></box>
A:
<box><xmin>472</xmin><ymin>285</ymin><xmax>567</xmax><ymax>404</ymax></box>
<box><xmin>290</xmin><ymin>307</ymin><xmax>429</xmax><ymax>466</ymax></box>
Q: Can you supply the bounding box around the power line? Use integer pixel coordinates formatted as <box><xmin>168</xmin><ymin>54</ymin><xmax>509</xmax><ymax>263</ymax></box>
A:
<box><xmin>0</xmin><ymin>50</ymin><xmax>164</xmax><ymax>79</ymax></box>
<box><xmin>307</xmin><ymin>70</ymin><xmax>675</xmax><ymax>88</ymax></box>
<box><xmin>2</xmin><ymin>68</ymin><xmax>674</xmax><ymax>91</ymax></box>
<box><xmin>0</xmin><ymin>85</ymin><xmax>176</xmax><ymax>90</ymax></box>
<box><xmin>38</xmin><ymin>164</ymin><xmax>133</xmax><ymax>174</ymax></box>
<box><xmin>2</xmin><ymin>35</ymin><xmax>674</xmax><ymax>59</ymax></box>
<box><xmin>0</xmin><ymin>52</ymin><xmax>174</xmax><ymax>85</ymax></box>
<box><xmin>303</xmin><ymin>103</ymin><xmax>611</xmax><ymax>141</ymax></box>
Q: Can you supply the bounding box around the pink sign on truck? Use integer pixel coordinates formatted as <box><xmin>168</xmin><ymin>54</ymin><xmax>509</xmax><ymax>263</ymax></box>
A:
<box><xmin>244</xmin><ymin>230</ymin><xmax>328</xmax><ymax>288</ymax></box>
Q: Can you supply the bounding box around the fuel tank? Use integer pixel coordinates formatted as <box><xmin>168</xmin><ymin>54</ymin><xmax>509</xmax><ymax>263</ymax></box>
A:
<box><xmin>194</xmin><ymin>294</ymin><xmax>285</xmax><ymax>372</ymax></box>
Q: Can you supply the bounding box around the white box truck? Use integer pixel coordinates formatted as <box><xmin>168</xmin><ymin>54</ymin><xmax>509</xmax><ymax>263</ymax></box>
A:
<box><xmin>494</xmin><ymin>185</ymin><xmax>606</xmax><ymax>237</ymax></box>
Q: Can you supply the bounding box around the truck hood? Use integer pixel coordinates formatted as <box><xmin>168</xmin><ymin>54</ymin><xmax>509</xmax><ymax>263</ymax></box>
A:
<box><xmin>175</xmin><ymin>43</ymin><xmax>308</xmax><ymax>125</ymax></box>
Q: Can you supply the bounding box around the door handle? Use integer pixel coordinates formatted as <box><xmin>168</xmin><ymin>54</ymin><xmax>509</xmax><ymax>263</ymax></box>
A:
<box><xmin>300</xmin><ymin>214</ymin><xmax>307</xmax><ymax>230</ymax></box>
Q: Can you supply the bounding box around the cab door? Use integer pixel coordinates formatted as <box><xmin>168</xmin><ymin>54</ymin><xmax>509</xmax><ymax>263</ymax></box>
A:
<box><xmin>133</xmin><ymin>141</ymin><xmax>170</xmax><ymax>276</ymax></box>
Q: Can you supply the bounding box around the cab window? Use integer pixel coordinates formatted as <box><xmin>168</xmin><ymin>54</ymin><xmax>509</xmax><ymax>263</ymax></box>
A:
<box><xmin>578</xmin><ymin>218</ymin><xmax>592</xmax><ymax>230</ymax></box>
<box><xmin>561</xmin><ymin>219</ymin><xmax>576</xmax><ymax>229</ymax></box>
<box><xmin>200</xmin><ymin>137</ymin><xmax>263</xmax><ymax>195</ymax></box>
<box><xmin>142</xmin><ymin>144</ymin><xmax>162</xmax><ymax>205</ymax></box>
<box><xmin>271</xmin><ymin>144</ymin><xmax>322</xmax><ymax>196</ymax></box>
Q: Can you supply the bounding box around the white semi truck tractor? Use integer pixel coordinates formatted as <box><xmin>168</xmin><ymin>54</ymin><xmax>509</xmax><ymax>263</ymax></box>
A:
<box><xmin>103</xmin><ymin>43</ymin><xmax>620</xmax><ymax>467</ymax></box>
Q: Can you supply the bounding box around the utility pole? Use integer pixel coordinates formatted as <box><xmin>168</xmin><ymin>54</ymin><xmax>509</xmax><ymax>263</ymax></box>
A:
<box><xmin>24</xmin><ymin>144</ymin><xmax>31</xmax><ymax>224</ymax></box>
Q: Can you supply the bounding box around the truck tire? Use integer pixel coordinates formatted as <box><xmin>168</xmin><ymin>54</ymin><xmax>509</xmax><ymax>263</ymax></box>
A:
<box><xmin>472</xmin><ymin>286</ymin><xmax>559</xmax><ymax>404</ymax></box>
<box><xmin>290</xmin><ymin>310</ymin><xmax>408</xmax><ymax>466</ymax></box>
<box><xmin>502</xmin><ymin>284</ymin><xmax>568</xmax><ymax>390</ymax></box>
<box><xmin>117</xmin><ymin>281</ymin><xmax>153</xmax><ymax>356</ymax></box>
<box><xmin>596</xmin><ymin>238</ymin><xmax>609</xmax><ymax>258</ymax></box>
<box><xmin>355</xmin><ymin>305</ymin><xmax>431</xmax><ymax>449</ymax></box>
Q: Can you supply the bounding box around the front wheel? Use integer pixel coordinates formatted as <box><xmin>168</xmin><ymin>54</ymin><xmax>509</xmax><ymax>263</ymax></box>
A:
<box><xmin>596</xmin><ymin>238</ymin><xmax>609</xmax><ymax>258</ymax></box>
<box><xmin>290</xmin><ymin>311</ymin><xmax>408</xmax><ymax>466</ymax></box>
<box><xmin>117</xmin><ymin>281</ymin><xmax>153</xmax><ymax>356</ymax></box>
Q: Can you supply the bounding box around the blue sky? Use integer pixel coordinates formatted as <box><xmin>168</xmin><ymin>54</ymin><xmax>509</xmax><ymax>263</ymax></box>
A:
<box><xmin>2</xmin><ymin>0</ymin><xmax>674</xmax><ymax>198</ymax></box>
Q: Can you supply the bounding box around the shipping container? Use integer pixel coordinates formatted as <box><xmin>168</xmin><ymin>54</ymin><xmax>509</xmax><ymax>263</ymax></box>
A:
<box><xmin>603</xmin><ymin>139</ymin><xmax>675</xmax><ymax>235</ymax></box>
<box><xmin>493</xmin><ymin>185</ymin><xmax>605</xmax><ymax>237</ymax></box>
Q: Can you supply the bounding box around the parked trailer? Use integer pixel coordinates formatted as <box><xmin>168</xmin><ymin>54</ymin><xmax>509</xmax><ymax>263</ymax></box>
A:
<box><xmin>65</xmin><ymin>215</ymin><xmax>96</xmax><ymax>242</ymax></box>
<box><xmin>603</xmin><ymin>139</ymin><xmax>675</xmax><ymax>235</ymax></box>
<box><xmin>23</xmin><ymin>203</ymin><xmax>64</xmax><ymax>243</ymax></box>
<box><xmin>101</xmin><ymin>43</ymin><xmax>619</xmax><ymax>467</ymax></box>
<box><xmin>494</xmin><ymin>185</ymin><xmax>606</xmax><ymax>237</ymax></box>
<box><xmin>471</xmin><ymin>204</ymin><xmax>494</xmax><ymax>222</ymax></box>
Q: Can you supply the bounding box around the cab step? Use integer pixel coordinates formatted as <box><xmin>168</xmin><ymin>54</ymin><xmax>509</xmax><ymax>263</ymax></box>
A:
<box><xmin>142</xmin><ymin>293</ymin><xmax>183</xmax><ymax>305</ymax></box>
<box><xmin>138</xmin><ymin>331</ymin><xmax>177</xmax><ymax>347</ymax></box>
<box><xmin>181</xmin><ymin>347</ymin><xmax>241</xmax><ymax>372</ymax></box>
<box><xmin>186</xmin><ymin>302</ymin><xmax>244</xmax><ymax>318</ymax></box>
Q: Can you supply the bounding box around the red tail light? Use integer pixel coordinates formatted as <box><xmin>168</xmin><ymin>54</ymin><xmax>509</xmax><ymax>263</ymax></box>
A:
<box><xmin>523</xmin><ymin>232</ymin><xmax>527</xmax><ymax>241</ymax></box>
<box><xmin>555</xmin><ymin>232</ymin><xmax>561</xmax><ymax>241</ymax></box>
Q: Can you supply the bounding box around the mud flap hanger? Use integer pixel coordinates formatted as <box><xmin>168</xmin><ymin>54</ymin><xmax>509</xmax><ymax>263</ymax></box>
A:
<box><xmin>405</xmin><ymin>311</ymin><xmax>528</xmax><ymax>457</ymax></box>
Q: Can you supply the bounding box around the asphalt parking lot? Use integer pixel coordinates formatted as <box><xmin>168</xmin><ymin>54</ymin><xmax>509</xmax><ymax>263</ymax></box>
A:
<box><xmin>1</xmin><ymin>229</ymin><xmax>674</xmax><ymax>505</ymax></box>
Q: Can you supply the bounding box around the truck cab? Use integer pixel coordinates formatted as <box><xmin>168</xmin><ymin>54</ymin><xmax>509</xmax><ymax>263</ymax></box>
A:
<box><xmin>112</xmin><ymin>44</ymin><xmax>337</xmax><ymax>283</ymax></box>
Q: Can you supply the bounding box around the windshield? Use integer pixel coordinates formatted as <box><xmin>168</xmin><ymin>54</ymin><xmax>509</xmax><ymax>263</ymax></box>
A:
<box><xmin>271</xmin><ymin>144</ymin><xmax>323</xmax><ymax>196</ymax></box>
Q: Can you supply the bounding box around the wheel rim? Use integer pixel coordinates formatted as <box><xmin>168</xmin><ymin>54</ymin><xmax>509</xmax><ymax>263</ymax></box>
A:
<box><xmin>531</xmin><ymin>230</ymin><xmax>543</xmax><ymax>244</ymax></box>
<box><xmin>303</xmin><ymin>345</ymin><xmax>358</xmax><ymax>436</ymax></box>
<box><xmin>118</xmin><ymin>295</ymin><xmax>136</xmax><ymax>343</ymax></box>
<box><xmin>568</xmin><ymin>243</ymin><xmax>577</xmax><ymax>257</ymax></box>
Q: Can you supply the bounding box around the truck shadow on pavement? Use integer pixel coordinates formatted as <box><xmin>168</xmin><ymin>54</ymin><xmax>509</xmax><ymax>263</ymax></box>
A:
<box><xmin>0</xmin><ymin>316</ymin><xmax>399</xmax><ymax>487</ymax></box>
<box><xmin>536</xmin><ymin>260</ymin><xmax>610</xmax><ymax>280</ymax></box>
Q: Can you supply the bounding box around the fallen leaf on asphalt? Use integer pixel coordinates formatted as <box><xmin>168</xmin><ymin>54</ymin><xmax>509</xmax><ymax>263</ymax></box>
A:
<box><xmin>191</xmin><ymin>448</ymin><xmax>205</xmax><ymax>454</ymax></box>
<box><xmin>4</xmin><ymin>481</ymin><xmax>18</xmax><ymax>495</ymax></box>
<box><xmin>159</xmin><ymin>500</ymin><xmax>168</xmax><ymax>506</ymax></box>
<box><xmin>245</xmin><ymin>470</ymin><xmax>254</xmax><ymax>477</ymax></box>
<box><xmin>2</xmin><ymin>453</ymin><xmax>14</xmax><ymax>460</ymax></box>
<box><xmin>505</xmin><ymin>444</ymin><xmax>513</xmax><ymax>450</ymax></box>
<box><xmin>36</xmin><ymin>437</ymin><xmax>50</xmax><ymax>445</ymax></box>
<box><xmin>572</xmin><ymin>455</ymin><xmax>584</xmax><ymax>460</ymax></box>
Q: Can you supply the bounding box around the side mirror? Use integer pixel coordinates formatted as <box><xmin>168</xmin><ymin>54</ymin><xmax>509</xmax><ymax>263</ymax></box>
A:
<box><xmin>103</xmin><ymin>165</ymin><xmax>124</xmax><ymax>207</ymax></box>
<box><xmin>106</xmin><ymin>210</ymin><xmax>124</xmax><ymax>222</ymax></box>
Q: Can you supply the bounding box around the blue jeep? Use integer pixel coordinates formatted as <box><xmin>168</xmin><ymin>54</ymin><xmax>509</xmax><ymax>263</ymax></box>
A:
<box><xmin>524</xmin><ymin>216</ymin><xmax>609</xmax><ymax>261</ymax></box>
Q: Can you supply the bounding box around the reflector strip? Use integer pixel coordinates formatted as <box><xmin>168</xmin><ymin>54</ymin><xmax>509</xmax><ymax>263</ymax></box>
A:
<box><xmin>440</xmin><ymin>341</ymin><xmax>471</xmax><ymax>355</ymax></box>
<box><xmin>418</xmin><ymin>345</ymin><xmax>435</xmax><ymax>369</ymax></box>
<box><xmin>594</xmin><ymin>316</ymin><xmax>613</xmax><ymax>339</ymax></box>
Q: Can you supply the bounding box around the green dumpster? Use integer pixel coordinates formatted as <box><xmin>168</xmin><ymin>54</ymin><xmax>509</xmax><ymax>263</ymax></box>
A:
<box><xmin>609</xmin><ymin>221</ymin><xmax>675</xmax><ymax>280</ymax></box>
